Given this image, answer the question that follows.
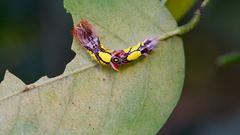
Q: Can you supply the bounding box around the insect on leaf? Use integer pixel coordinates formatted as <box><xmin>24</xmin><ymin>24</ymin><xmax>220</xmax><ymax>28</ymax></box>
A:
<box><xmin>0</xmin><ymin>0</ymin><xmax>184</xmax><ymax>135</ymax></box>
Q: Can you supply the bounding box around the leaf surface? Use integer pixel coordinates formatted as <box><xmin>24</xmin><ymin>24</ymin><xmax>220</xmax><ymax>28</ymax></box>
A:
<box><xmin>166</xmin><ymin>0</ymin><xmax>196</xmax><ymax>21</ymax></box>
<box><xmin>0</xmin><ymin>0</ymin><xmax>184</xmax><ymax>135</ymax></box>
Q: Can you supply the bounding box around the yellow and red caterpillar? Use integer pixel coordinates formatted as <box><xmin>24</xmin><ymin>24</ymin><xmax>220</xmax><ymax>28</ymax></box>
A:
<box><xmin>73</xmin><ymin>19</ymin><xmax>159</xmax><ymax>71</ymax></box>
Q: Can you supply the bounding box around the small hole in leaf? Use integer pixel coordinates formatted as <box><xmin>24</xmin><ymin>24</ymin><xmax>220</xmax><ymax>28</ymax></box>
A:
<box><xmin>0</xmin><ymin>0</ymin><xmax>75</xmax><ymax>84</ymax></box>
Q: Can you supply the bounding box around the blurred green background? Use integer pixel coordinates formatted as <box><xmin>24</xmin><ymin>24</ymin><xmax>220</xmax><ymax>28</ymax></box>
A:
<box><xmin>0</xmin><ymin>0</ymin><xmax>240</xmax><ymax>135</ymax></box>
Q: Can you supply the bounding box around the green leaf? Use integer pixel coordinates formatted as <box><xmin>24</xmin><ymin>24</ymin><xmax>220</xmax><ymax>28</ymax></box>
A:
<box><xmin>0</xmin><ymin>0</ymin><xmax>184</xmax><ymax>135</ymax></box>
<box><xmin>217</xmin><ymin>52</ymin><xmax>240</xmax><ymax>66</ymax></box>
<box><xmin>166</xmin><ymin>0</ymin><xmax>196</xmax><ymax>21</ymax></box>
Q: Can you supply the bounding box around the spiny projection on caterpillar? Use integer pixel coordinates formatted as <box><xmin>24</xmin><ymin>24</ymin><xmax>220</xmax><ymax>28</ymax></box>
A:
<box><xmin>73</xmin><ymin>0</ymin><xmax>209</xmax><ymax>71</ymax></box>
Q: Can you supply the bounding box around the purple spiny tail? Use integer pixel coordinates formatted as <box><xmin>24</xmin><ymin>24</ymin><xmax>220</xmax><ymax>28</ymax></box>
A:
<box><xmin>140</xmin><ymin>38</ymin><xmax>160</xmax><ymax>56</ymax></box>
<box><xmin>73</xmin><ymin>19</ymin><xmax>101</xmax><ymax>53</ymax></box>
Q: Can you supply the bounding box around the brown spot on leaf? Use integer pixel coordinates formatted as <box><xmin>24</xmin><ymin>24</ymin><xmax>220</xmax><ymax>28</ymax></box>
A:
<box><xmin>24</xmin><ymin>84</ymin><xmax>36</xmax><ymax>92</ymax></box>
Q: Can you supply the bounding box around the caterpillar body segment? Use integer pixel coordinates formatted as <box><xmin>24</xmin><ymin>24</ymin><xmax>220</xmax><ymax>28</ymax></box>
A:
<box><xmin>73</xmin><ymin>19</ymin><xmax>160</xmax><ymax>71</ymax></box>
<box><xmin>73</xmin><ymin>19</ymin><xmax>113</xmax><ymax>65</ymax></box>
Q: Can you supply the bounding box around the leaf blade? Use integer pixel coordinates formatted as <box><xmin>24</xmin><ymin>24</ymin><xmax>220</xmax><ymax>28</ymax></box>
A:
<box><xmin>0</xmin><ymin>0</ymin><xmax>184</xmax><ymax>135</ymax></box>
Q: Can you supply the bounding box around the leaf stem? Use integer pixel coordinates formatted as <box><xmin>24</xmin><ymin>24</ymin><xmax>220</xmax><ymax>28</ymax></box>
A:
<box><xmin>158</xmin><ymin>0</ymin><xmax>210</xmax><ymax>41</ymax></box>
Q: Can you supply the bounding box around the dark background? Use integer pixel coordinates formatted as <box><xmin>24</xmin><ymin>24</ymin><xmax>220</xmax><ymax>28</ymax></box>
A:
<box><xmin>0</xmin><ymin>0</ymin><xmax>239</xmax><ymax>135</ymax></box>
<box><xmin>0</xmin><ymin>0</ymin><xmax>75</xmax><ymax>84</ymax></box>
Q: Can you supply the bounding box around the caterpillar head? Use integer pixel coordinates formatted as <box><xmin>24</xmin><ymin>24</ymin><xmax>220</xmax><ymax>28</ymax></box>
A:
<box><xmin>110</xmin><ymin>50</ymin><xmax>129</xmax><ymax>71</ymax></box>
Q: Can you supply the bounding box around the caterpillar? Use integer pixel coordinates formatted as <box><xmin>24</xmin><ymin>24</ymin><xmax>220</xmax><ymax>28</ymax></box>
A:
<box><xmin>73</xmin><ymin>19</ymin><xmax>159</xmax><ymax>71</ymax></box>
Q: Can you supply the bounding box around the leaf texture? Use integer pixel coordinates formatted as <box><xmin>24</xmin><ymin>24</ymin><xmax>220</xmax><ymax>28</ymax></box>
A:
<box><xmin>0</xmin><ymin>0</ymin><xmax>184</xmax><ymax>135</ymax></box>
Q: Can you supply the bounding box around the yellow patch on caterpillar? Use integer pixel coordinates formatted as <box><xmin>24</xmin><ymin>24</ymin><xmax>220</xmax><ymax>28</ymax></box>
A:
<box><xmin>100</xmin><ymin>44</ymin><xmax>113</xmax><ymax>53</ymax></box>
<box><xmin>127</xmin><ymin>51</ymin><xmax>142</xmax><ymax>61</ymax></box>
<box><xmin>88</xmin><ymin>51</ymin><xmax>98</xmax><ymax>62</ymax></box>
<box><xmin>99</xmin><ymin>51</ymin><xmax>112</xmax><ymax>63</ymax></box>
<box><xmin>124</xmin><ymin>42</ymin><xmax>144</xmax><ymax>53</ymax></box>
<box><xmin>123</xmin><ymin>47</ymin><xmax>131</xmax><ymax>53</ymax></box>
<box><xmin>130</xmin><ymin>43</ymin><xmax>141</xmax><ymax>52</ymax></box>
<box><xmin>99</xmin><ymin>60</ymin><xmax>107</xmax><ymax>65</ymax></box>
